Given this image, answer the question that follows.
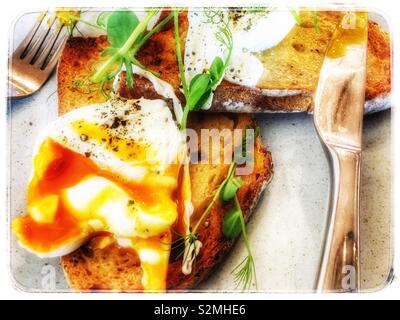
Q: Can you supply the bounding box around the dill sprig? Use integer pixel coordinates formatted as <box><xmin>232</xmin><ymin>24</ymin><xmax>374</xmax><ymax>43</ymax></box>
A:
<box><xmin>230</xmin><ymin>194</ymin><xmax>257</xmax><ymax>291</ymax></box>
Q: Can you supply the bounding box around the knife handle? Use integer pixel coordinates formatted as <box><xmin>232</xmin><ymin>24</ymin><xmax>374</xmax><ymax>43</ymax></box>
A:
<box><xmin>317</xmin><ymin>145</ymin><xmax>361</xmax><ymax>292</ymax></box>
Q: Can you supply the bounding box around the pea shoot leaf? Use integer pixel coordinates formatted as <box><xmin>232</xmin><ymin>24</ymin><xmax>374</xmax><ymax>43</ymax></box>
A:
<box><xmin>174</xmin><ymin>9</ymin><xmax>233</xmax><ymax>129</ymax></box>
<box><xmin>221</xmin><ymin>177</ymin><xmax>243</xmax><ymax>202</ymax></box>
<box><xmin>106</xmin><ymin>11</ymin><xmax>141</xmax><ymax>48</ymax></box>
<box><xmin>209</xmin><ymin>56</ymin><xmax>224</xmax><ymax>82</ymax></box>
<box><xmin>187</xmin><ymin>74</ymin><xmax>212</xmax><ymax>109</ymax></box>
<box><xmin>90</xmin><ymin>9</ymin><xmax>169</xmax><ymax>90</ymax></box>
<box><xmin>222</xmin><ymin>207</ymin><xmax>242</xmax><ymax>239</ymax></box>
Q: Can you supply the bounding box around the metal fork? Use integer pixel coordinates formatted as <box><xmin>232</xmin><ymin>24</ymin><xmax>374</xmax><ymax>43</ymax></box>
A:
<box><xmin>8</xmin><ymin>11</ymin><xmax>68</xmax><ymax>99</ymax></box>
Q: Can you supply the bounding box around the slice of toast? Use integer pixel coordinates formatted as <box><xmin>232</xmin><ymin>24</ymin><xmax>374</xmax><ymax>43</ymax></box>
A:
<box><xmin>58</xmin><ymin>10</ymin><xmax>391</xmax><ymax>115</ymax></box>
<box><xmin>58</xmin><ymin>36</ymin><xmax>273</xmax><ymax>291</ymax></box>
<box><xmin>134</xmin><ymin>10</ymin><xmax>390</xmax><ymax>113</ymax></box>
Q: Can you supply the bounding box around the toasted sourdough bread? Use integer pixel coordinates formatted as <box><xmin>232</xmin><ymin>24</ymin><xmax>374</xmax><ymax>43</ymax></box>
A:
<box><xmin>58</xmin><ymin>36</ymin><xmax>273</xmax><ymax>291</ymax></box>
<box><xmin>137</xmin><ymin>10</ymin><xmax>390</xmax><ymax>113</ymax></box>
<box><xmin>57</xmin><ymin>11</ymin><xmax>391</xmax><ymax>115</ymax></box>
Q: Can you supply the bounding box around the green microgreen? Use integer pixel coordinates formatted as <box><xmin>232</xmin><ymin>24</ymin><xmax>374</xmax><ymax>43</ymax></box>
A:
<box><xmin>174</xmin><ymin>9</ymin><xmax>233</xmax><ymax>130</ymax></box>
<box><xmin>289</xmin><ymin>7</ymin><xmax>303</xmax><ymax>25</ymax></box>
<box><xmin>228</xmin><ymin>194</ymin><xmax>257</xmax><ymax>291</ymax></box>
<box><xmin>64</xmin><ymin>9</ymin><xmax>173</xmax><ymax>97</ymax></box>
<box><xmin>89</xmin><ymin>9</ymin><xmax>158</xmax><ymax>87</ymax></box>
<box><xmin>216</xmin><ymin>127</ymin><xmax>260</xmax><ymax>291</ymax></box>
<box><xmin>96</xmin><ymin>11</ymin><xmax>112</xmax><ymax>28</ymax></box>
<box><xmin>247</xmin><ymin>6</ymin><xmax>267</xmax><ymax>13</ymax></box>
<box><xmin>313</xmin><ymin>10</ymin><xmax>319</xmax><ymax>32</ymax></box>
<box><xmin>220</xmin><ymin>176</ymin><xmax>243</xmax><ymax>203</ymax></box>
<box><xmin>222</xmin><ymin>206</ymin><xmax>243</xmax><ymax>239</ymax></box>
<box><xmin>131</xmin><ymin>11</ymin><xmax>174</xmax><ymax>55</ymax></box>
<box><xmin>174</xmin><ymin>162</ymin><xmax>236</xmax><ymax>274</ymax></box>
<box><xmin>289</xmin><ymin>7</ymin><xmax>319</xmax><ymax>32</ymax></box>
<box><xmin>175</xmin><ymin>124</ymin><xmax>259</xmax><ymax>291</ymax></box>
<box><xmin>173</xmin><ymin>10</ymin><xmax>189</xmax><ymax>98</ymax></box>
<box><xmin>107</xmin><ymin>11</ymin><xmax>141</xmax><ymax>48</ymax></box>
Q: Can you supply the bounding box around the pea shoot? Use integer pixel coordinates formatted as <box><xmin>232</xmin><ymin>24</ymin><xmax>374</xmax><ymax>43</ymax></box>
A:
<box><xmin>220</xmin><ymin>129</ymin><xmax>259</xmax><ymax>291</ymax></box>
<box><xmin>289</xmin><ymin>7</ymin><xmax>303</xmax><ymax>25</ymax></box>
<box><xmin>313</xmin><ymin>10</ymin><xmax>319</xmax><ymax>32</ymax></box>
<box><xmin>289</xmin><ymin>7</ymin><xmax>319</xmax><ymax>32</ymax></box>
<box><xmin>62</xmin><ymin>9</ymin><xmax>174</xmax><ymax>96</ymax></box>
<box><xmin>172</xmin><ymin>8</ymin><xmax>262</xmax><ymax>291</ymax></box>
<box><xmin>90</xmin><ymin>9</ymin><xmax>173</xmax><ymax>90</ymax></box>
<box><xmin>173</xmin><ymin>9</ymin><xmax>233</xmax><ymax>130</ymax></box>
<box><xmin>176</xmin><ymin>129</ymin><xmax>259</xmax><ymax>291</ymax></box>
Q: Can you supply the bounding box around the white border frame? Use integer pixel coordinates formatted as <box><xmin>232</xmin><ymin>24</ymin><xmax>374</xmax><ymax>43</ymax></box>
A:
<box><xmin>0</xmin><ymin>0</ymin><xmax>398</xmax><ymax>300</ymax></box>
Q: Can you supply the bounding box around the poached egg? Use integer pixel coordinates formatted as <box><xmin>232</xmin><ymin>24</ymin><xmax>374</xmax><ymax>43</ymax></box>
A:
<box><xmin>184</xmin><ymin>8</ymin><xmax>296</xmax><ymax>91</ymax></box>
<box><xmin>12</xmin><ymin>97</ymin><xmax>192</xmax><ymax>291</ymax></box>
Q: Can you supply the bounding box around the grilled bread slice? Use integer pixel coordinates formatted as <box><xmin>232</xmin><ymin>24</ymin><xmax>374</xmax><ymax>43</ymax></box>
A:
<box><xmin>58</xmin><ymin>36</ymin><xmax>273</xmax><ymax>291</ymax></box>
<box><xmin>135</xmin><ymin>10</ymin><xmax>391</xmax><ymax>113</ymax></box>
<box><xmin>58</xmin><ymin>11</ymin><xmax>391</xmax><ymax>115</ymax></box>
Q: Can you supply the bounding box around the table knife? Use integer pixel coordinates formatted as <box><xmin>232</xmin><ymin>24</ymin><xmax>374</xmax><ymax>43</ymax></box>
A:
<box><xmin>314</xmin><ymin>11</ymin><xmax>368</xmax><ymax>292</ymax></box>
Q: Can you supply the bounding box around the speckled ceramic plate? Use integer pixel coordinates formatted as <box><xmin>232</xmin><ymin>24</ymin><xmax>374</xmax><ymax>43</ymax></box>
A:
<box><xmin>7</xmin><ymin>8</ymin><xmax>393</xmax><ymax>292</ymax></box>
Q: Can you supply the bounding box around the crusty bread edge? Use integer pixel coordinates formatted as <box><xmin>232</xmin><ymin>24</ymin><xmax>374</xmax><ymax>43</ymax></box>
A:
<box><xmin>364</xmin><ymin>93</ymin><xmax>392</xmax><ymax>114</ymax></box>
<box><xmin>173</xmin><ymin>146</ymin><xmax>273</xmax><ymax>292</ymax></box>
<box><xmin>216</xmin><ymin>88</ymin><xmax>391</xmax><ymax>115</ymax></box>
<box><xmin>191</xmin><ymin>169</ymin><xmax>272</xmax><ymax>293</ymax></box>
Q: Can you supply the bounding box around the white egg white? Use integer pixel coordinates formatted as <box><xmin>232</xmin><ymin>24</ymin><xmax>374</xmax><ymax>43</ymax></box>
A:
<box><xmin>17</xmin><ymin>97</ymin><xmax>190</xmax><ymax>259</ymax></box>
<box><xmin>38</xmin><ymin>97</ymin><xmax>185</xmax><ymax>183</ymax></box>
<box><xmin>184</xmin><ymin>8</ymin><xmax>296</xmax><ymax>89</ymax></box>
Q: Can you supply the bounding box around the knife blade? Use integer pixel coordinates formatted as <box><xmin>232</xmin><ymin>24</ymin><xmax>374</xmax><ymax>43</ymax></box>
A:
<box><xmin>314</xmin><ymin>11</ymin><xmax>368</xmax><ymax>292</ymax></box>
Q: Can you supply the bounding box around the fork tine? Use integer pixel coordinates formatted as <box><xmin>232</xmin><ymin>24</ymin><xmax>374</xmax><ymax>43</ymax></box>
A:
<box><xmin>13</xmin><ymin>11</ymin><xmax>47</xmax><ymax>58</ymax></box>
<box><xmin>34</xmin><ymin>22</ymin><xmax>65</xmax><ymax>68</ymax></box>
<box><xmin>24</xmin><ymin>16</ymin><xmax>56</xmax><ymax>64</ymax></box>
<box><xmin>43</xmin><ymin>30</ymin><xmax>68</xmax><ymax>70</ymax></box>
<box><xmin>9</xmin><ymin>11</ymin><xmax>71</xmax><ymax>98</ymax></box>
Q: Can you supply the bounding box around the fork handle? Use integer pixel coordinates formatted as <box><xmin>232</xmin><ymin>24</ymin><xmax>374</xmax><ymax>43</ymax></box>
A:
<box><xmin>317</xmin><ymin>145</ymin><xmax>361</xmax><ymax>292</ymax></box>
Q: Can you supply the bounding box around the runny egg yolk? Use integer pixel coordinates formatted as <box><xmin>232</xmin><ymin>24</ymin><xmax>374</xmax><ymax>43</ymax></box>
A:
<box><xmin>70</xmin><ymin>120</ymin><xmax>154</xmax><ymax>163</ymax></box>
<box><xmin>12</xmin><ymin>138</ymin><xmax>188</xmax><ymax>291</ymax></box>
<box><xmin>327</xmin><ymin>12</ymin><xmax>368</xmax><ymax>59</ymax></box>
